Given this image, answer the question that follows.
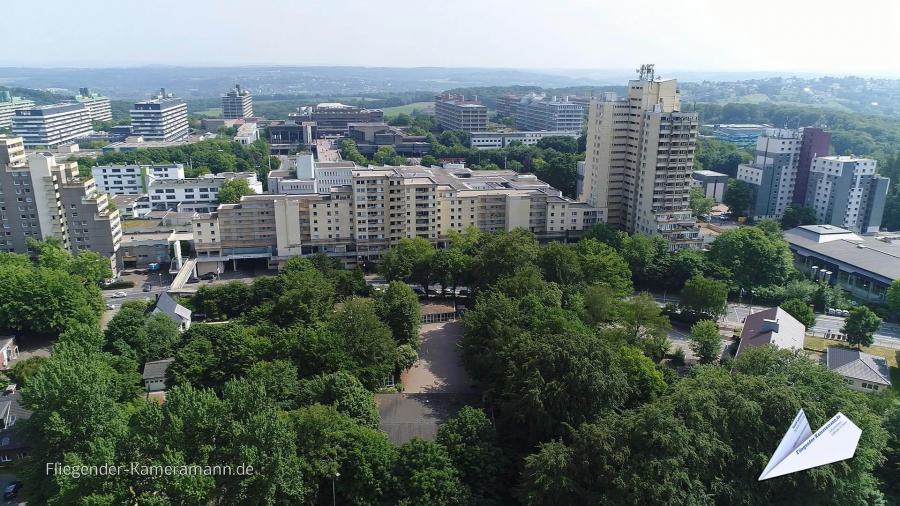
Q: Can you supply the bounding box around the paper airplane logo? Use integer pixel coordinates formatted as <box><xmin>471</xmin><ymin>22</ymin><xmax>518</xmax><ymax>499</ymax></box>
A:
<box><xmin>758</xmin><ymin>409</ymin><xmax>862</xmax><ymax>480</ymax></box>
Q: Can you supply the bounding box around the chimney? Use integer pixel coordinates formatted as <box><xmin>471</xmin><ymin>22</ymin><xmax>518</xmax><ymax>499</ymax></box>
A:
<box><xmin>760</xmin><ymin>318</ymin><xmax>779</xmax><ymax>334</ymax></box>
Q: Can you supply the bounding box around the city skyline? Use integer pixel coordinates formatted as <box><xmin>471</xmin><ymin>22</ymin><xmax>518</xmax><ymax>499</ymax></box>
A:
<box><xmin>2</xmin><ymin>0</ymin><xmax>899</xmax><ymax>77</ymax></box>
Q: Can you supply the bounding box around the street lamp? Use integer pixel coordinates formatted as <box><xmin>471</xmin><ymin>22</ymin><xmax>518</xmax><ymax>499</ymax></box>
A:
<box><xmin>330</xmin><ymin>472</ymin><xmax>340</xmax><ymax>506</ymax></box>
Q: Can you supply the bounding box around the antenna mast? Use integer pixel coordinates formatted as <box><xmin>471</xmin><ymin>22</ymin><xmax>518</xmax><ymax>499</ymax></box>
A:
<box><xmin>636</xmin><ymin>64</ymin><xmax>656</xmax><ymax>82</ymax></box>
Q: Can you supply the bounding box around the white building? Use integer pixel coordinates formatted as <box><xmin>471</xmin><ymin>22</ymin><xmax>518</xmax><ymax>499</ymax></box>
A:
<box><xmin>222</xmin><ymin>85</ymin><xmax>253</xmax><ymax>119</ymax></box>
<box><xmin>470</xmin><ymin>130</ymin><xmax>580</xmax><ymax>149</ymax></box>
<box><xmin>233</xmin><ymin>122</ymin><xmax>259</xmax><ymax>145</ymax></box>
<box><xmin>92</xmin><ymin>163</ymin><xmax>185</xmax><ymax>195</ymax></box>
<box><xmin>0</xmin><ymin>92</ymin><xmax>35</xmax><ymax>129</ymax></box>
<box><xmin>826</xmin><ymin>347</ymin><xmax>892</xmax><ymax>393</ymax></box>
<box><xmin>736</xmin><ymin>129</ymin><xmax>802</xmax><ymax>220</ymax></box>
<box><xmin>11</xmin><ymin>103</ymin><xmax>93</xmax><ymax>147</ymax></box>
<box><xmin>130</xmin><ymin>89</ymin><xmax>189</xmax><ymax>141</ymax></box>
<box><xmin>805</xmin><ymin>156</ymin><xmax>889</xmax><ymax>234</ymax></box>
<box><xmin>149</xmin><ymin>172</ymin><xmax>263</xmax><ymax>213</ymax></box>
<box><xmin>267</xmin><ymin>154</ymin><xmax>356</xmax><ymax>195</ymax></box>
<box><xmin>74</xmin><ymin>88</ymin><xmax>112</xmax><ymax>122</ymax></box>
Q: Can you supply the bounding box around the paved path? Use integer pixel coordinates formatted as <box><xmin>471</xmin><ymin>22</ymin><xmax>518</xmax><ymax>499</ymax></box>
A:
<box><xmin>401</xmin><ymin>321</ymin><xmax>477</xmax><ymax>394</ymax></box>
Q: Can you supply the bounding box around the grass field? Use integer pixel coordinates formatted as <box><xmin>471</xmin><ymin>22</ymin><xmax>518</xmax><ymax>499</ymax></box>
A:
<box><xmin>382</xmin><ymin>101</ymin><xmax>434</xmax><ymax>117</ymax></box>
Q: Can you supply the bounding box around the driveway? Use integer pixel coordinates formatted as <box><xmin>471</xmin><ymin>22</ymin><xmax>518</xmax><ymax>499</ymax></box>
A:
<box><xmin>401</xmin><ymin>321</ymin><xmax>476</xmax><ymax>394</ymax></box>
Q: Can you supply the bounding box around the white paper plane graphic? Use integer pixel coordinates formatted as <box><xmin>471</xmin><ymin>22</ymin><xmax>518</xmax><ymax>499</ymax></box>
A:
<box><xmin>758</xmin><ymin>409</ymin><xmax>862</xmax><ymax>480</ymax></box>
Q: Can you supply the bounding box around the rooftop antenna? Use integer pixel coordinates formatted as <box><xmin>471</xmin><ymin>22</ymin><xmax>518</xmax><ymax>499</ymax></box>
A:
<box><xmin>637</xmin><ymin>64</ymin><xmax>655</xmax><ymax>82</ymax></box>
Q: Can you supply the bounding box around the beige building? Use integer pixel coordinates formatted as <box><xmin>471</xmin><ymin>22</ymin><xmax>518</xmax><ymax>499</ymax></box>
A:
<box><xmin>580</xmin><ymin>66</ymin><xmax>701</xmax><ymax>249</ymax></box>
<box><xmin>193</xmin><ymin>165</ymin><xmax>602</xmax><ymax>271</ymax></box>
<box><xmin>0</xmin><ymin>135</ymin><xmax>121</xmax><ymax>272</ymax></box>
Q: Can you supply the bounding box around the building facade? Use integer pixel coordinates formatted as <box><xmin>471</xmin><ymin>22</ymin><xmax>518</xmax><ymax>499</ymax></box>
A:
<box><xmin>515</xmin><ymin>94</ymin><xmax>585</xmax><ymax>132</ymax></box>
<box><xmin>193</xmin><ymin>165</ymin><xmax>603</xmax><ymax>270</ymax></box>
<box><xmin>290</xmin><ymin>103</ymin><xmax>383</xmax><ymax>137</ymax></box>
<box><xmin>579</xmin><ymin>69</ymin><xmax>701</xmax><ymax>249</ymax></box>
<box><xmin>0</xmin><ymin>136</ymin><xmax>121</xmax><ymax>271</ymax></box>
<box><xmin>805</xmin><ymin>156</ymin><xmax>888</xmax><ymax>233</ymax></box>
<box><xmin>149</xmin><ymin>172</ymin><xmax>263</xmax><ymax>213</ymax></box>
<box><xmin>690</xmin><ymin>170</ymin><xmax>728</xmax><ymax>202</ymax></box>
<box><xmin>267</xmin><ymin>155</ymin><xmax>357</xmax><ymax>195</ymax></box>
<box><xmin>0</xmin><ymin>92</ymin><xmax>35</xmax><ymax>129</ymax></box>
<box><xmin>470</xmin><ymin>130</ymin><xmax>580</xmax><ymax>149</ymax></box>
<box><xmin>346</xmin><ymin>123</ymin><xmax>430</xmax><ymax>156</ymax></box>
<box><xmin>74</xmin><ymin>88</ymin><xmax>112</xmax><ymax>122</ymax></box>
<box><xmin>92</xmin><ymin>163</ymin><xmax>185</xmax><ymax>195</ymax></box>
<box><xmin>130</xmin><ymin>90</ymin><xmax>189</xmax><ymax>141</ymax></box>
<box><xmin>434</xmin><ymin>94</ymin><xmax>488</xmax><ymax>132</ymax></box>
<box><xmin>11</xmin><ymin>103</ymin><xmax>93</xmax><ymax>147</ymax></box>
<box><xmin>222</xmin><ymin>85</ymin><xmax>253</xmax><ymax>119</ymax></box>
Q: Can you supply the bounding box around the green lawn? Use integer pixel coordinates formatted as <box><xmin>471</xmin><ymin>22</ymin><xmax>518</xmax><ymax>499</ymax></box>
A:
<box><xmin>382</xmin><ymin>102</ymin><xmax>434</xmax><ymax>117</ymax></box>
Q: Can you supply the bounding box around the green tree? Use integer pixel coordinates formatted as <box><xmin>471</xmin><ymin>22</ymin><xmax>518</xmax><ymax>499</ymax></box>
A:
<box><xmin>841</xmin><ymin>306</ymin><xmax>882</xmax><ymax>348</ymax></box>
<box><xmin>582</xmin><ymin>284</ymin><xmax>622</xmax><ymax>325</ymax></box>
<box><xmin>689</xmin><ymin>319</ymin><xmax>722</xmax><ymax>364</ymax></box>
<box><xmin>473</xmin><ymin>229</ymin><xmax>540</xmax><ymax>287</ymax></box>
<box><xmin>436</xmin><ymin>407</ymin><xmax>505</xmax><ymax>505</ymax></box>
<box><xmin>620</xmin><ymin>293</ymin><xmax>671</xmax><ymax>344</ymax></box>
<box><xmin>781</xmin><ymin>298</ymin><xmax>816</xmax><ymax>328</ymax></box>
<box><xmin>689</xmin><ymin>186</ymin><xmax>714</xmax><ymax>217</ymax></box>
<box><xmin>392</xmin><ymin>439</ymin><xmax>468</xmax><ymax>505</ymax></box>
<box><xmin>246</xmin><ymin>359</ymin><xmax>299</xmax><ymax>410</ymax></box>
<box><xmin>723</xmin><ymin>178</ymin><xmax>753</xmax><ymax>217</ymax></box>
<box><xmin>6</xmin><ymin>356</ymin><xmax>48</xmax><ymax>387</ymax></box>
<box><xmin>886</xmin><ymin>279</ymin><xmax>900</xmax><ymax>318</ymax></box>
<box><xmin>69</xmin><ymin>250</ymin><xmax>113</xmax><ymax>285</ymax></box>
<box><xmin>520</xmin><ymin>441</ymin><xmax>576</xmax><ymax>505</ymax></box>
<box><xmin>574</xmin><ymin>239</ymin><xmax>633</xmax><ymax>295</ymax></box>
<box><xmin>379</xmin><ymin>237</ymin><xmax>436</xmax><ymax>290</ymax></box>
<box><xmin>431</xmin><ymin>247</ymin><xmax>472</xmax><ymax>293</ymax></box>
<box><xmin>374</xmin><ymin>281</ymin><xmax>421</xmax><ymax>347</ymax></box>
<box><xmin>708</xmin><ymin>226</ymin><xmax>794</xmax><ymax>288</ymax></box>
<box><xmin>537</xmin><ymin>242</ymin><xmax>583</xmax><ymax>286</ymax></box>
<box><xmin>216</xmin><ymin>177</ymin><xmax>254</xmax><ymax>204</ymax></box>
<box><xmin>298</xmin><ymin>371</ymin><xmax>380</xmax><ymax>428</ymax></box>
<box><xmin>780</xmin><ymin>205</ymin><xmax>818</xmax><ymax>229</ymax></box>
<box><xmin>680</xmin><ymin>275</ymin><xmax>728</xmax><ymax>318</ymax></box>
<box><xmin>132</xmin><ymin>312</ymin><xmax>181</xmax><ymax>363</ymax></box>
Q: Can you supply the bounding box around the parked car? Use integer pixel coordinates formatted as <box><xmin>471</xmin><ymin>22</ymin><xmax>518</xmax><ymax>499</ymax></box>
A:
<box><xmin>111</xmin><ymin>291</ymin><xmax>127</xmax><ymax>298</ymax></box>
<box><xmin>106</xmin><ymin>303</ymin><xmax>118</xmax><ymax>310</ymax></box>
<box><xmin>4</xmin><ymin>481</ymin><xmax>22</xmax><ymax>500</ymax></box>
<box><xmin>199</xmin><ymin>272</ymin><xmax>218</xmax><ymax>281</ymax></box>
<box><xmin>411</xmin><ymin>287</ymin><xmax>426</xmax><ymax>296</ymax></box>
<box><xmin>457</xmin><ymin>288</ymin><xmax>470</xmax><ymax>298</ymax></box>
<box><xmin>142</xmin><ymin>282</ymin><xmax>153</xmax><ymax>292</ymax></box>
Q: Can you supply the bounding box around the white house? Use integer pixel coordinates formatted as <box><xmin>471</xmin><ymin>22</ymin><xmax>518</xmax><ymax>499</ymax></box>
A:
<box><xmin>142</xmin><ymin>358</ymin><xmax>175</xmax><ymax>392</ymax></box>
<box><xmin>826</xmin><ymin>347</ymin><xmax>892</xmax><ymax>393</ymax></box>
<box><xmin>152</xmin><ymin>292</ymin><xmax>191</xmax><ymax>331</ymax></box>
<box><xmin>735</xmin><ymin>307</ymin><xmax>806</xmax><ymax>358</ymax></box>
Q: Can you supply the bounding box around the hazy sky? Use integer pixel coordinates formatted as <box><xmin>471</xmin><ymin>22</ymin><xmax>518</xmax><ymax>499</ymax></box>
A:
<box><xmin>3</xmin><ymin>0</ymin><xmax>899</xmax><ymax>75</ymax></box>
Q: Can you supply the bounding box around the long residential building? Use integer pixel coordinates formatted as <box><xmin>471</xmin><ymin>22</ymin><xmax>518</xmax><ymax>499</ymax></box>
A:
<box><xmin>805</xmin><ymin>155</ymin><xmax>889</xmax><ymax>233</ymax></box>
<box><xmin>0</xmin><ymin>92</ymin><xmax>35</xmax><ymax>129</ymax></box>
<box><xmin>11</xmin><ymin>103</ymin><xmax>93</xmax><ymax>147</ymax></box>
<box><xmin>579</xmin><ymin>67</ymin><xmax>701</xmax><ymax>249</ymax></box>
<box><xmin>470</xmin><ymin>130</ymin><xmax>580</xmax><ymax>149</ymax></box>
<box><xmin>736</xmin><ymin>127</ymin><xmax>832</xmax><ymax>220</ymax></box>
<box><xmin>222</xmin><ymin>85</ymin><xmax>253</xmax><ymax>119</ymax></box>
<box><xmin>192</xmin><ymin>164</ymin><xmax>603</xmax><ymax>271</ymax></box>
<box><xmin>434</xmin><ymin>94</ymin><xmax>488</xmax><ymax>132</ymax></box>
<box><xmin>92</xmin><ymin>163</ymin><xmax>186</xmax><ymax>195</ymax></box>
<box><xmin>515</xmin><ymin>94</ymin><xmax>585</xmax><ymax>132</ymax></box>
<box><xmin>0</xmin><ymin>135</ymin><xmax>122</xmax><ymax>272</ymax></box>
<box><xmin>130</xmin><ymin>89</ymin><xmax>189</xmax><ymax>141</ymax></box>
<box><xmin>74</xmin><ymin>88</ymin><xmax>113</xmax><ymax>122</ymax></box>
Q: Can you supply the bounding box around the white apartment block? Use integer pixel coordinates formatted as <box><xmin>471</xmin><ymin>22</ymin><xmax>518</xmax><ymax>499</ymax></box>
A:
<box><xmin>470</xmin><ymin>130</ymin><xmax>580</xmax><ymax>149</ymax></box>
<box><xmin>233</xmin><ymin>123</ymin><xmax>259</xmax><ymax>145</ymax></box>
<box><xmin>92</xmin><ymin>163</ymin><xmax>186</xmax><ymax>195</ymax></box>
<box><xmin>130</xmin><ymin>90</ymin><xmax>189</xmax><ymax>141</ymax></box>
<box><xmin>0</xmin><ymin>92</ymin><xmax>36</xmax><ymax>129</ymax></box>
<box><xmin>193</xmin><ymin>165</ymin><xmax>603</xmax><ymax>270</ymax></box>
<box><xmin>736</xmin><ymin>129</ymin><xmax>802</xmax><ymax>219</ymax></box>
<box><xmin>806</xmin><ymin>156</ymin><xmax>889</xmax><ymax>233</ymax></box>
<box><xmin>0</xmin><ymin>137</ymin><xmax>121</xmax><ymax>272</ymax></box>
<box><xmin>11</xmin><ymin>103</ymin><xmax>93</xmax><ymax>147</ymax></box>
<box><xmin>267</xmin><ymin>154</ymin><xmax>356</xmax><ymax>194</ymax></box>
<box><xmin>74</xmin><ymin>88</ymin><xmax>113</xmax><ymax>122</ymax></box>
<box><xmin>150</xmin><ymin>172</ymin><xmax>263</xmax><ymax>213</ymax></box>
<box><xmin>580</xmin><ymin>69</ymin><xmax>700</xmax><ymax>249</ymax></box>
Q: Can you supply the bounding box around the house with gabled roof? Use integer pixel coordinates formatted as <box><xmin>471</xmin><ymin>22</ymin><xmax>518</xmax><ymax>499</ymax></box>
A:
<box><xmin>735</xmin><ymin>307</ymin><xmax>806</xmax><ymax>358</ymax></box>
<box><xmin>826</xmin><ymin>347</ymin><xmax>892</xmax><ymax>393</ymax></box>
<box><xmin>152</xmin><ymin>292</ymin><xmax>191</xmax><ymax>331</ymax></box>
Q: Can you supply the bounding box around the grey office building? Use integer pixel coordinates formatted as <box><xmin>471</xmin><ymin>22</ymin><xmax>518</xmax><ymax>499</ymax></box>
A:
<box><xmin>11</xmin><ymin>103</ymin><xmax>93</xmax><ymax>147</ymax></box>
<box><xmin>130</xmin><ymin>89</ymin><xmax>189</xmax><ymax>141</ymax></box>
<box><xmin>515</xmin><ymin>95</ymin><xmax>585</xmax><ymax>132</ymax></box>
<box><xmin>222</xmin><ymin>85</ymin><xmax>253</xmax><ymax>119</ymax></box>
<box><xmin>805</xmin><ymin>156</ymin><xmax>889</xmax><ymax>234</ymax></box>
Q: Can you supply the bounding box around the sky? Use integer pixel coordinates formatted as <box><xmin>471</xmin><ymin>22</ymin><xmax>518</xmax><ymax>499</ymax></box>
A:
<box><xmin>3</xmin><ymin>0</ymin><xmax>899</xmax><ymax>76</ymax></box>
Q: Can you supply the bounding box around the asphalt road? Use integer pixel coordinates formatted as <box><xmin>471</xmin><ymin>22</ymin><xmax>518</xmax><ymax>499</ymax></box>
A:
<box><xmin>654</xmin><ymin>293</ymin><xmax>900</xmax><ymax>349</ymax></box>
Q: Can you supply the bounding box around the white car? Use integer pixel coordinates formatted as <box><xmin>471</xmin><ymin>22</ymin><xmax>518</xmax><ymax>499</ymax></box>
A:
<box><xmin>106</xmin><ymin>303</ymin><xmax>118</xmax><ymax>310</ymax></box>
<box><xmin>111</xmin><ymin>291</ymin><xmax>128</xmax><ymax>298</ymax></box>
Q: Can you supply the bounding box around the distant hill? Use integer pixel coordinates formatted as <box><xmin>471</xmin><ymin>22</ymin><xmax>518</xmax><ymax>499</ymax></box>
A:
<box><xmin>0</xmin><ymin>85</ymin><xmax>68</xmax><ymax>105</ymax></box>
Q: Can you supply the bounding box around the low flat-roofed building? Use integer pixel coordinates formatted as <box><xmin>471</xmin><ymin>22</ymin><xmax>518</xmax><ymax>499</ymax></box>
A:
<box><xmin>691</xmin><ymin>170</ymin><xmax>729</xmax><ymax>203</ymax></box>
<box><xmin>142</xmin><ymin>358</ymin><xmax>175</xmax><ymax>392</ymax></box>
<box><xmin>470</xmin><ymin>130</ymin><xmax>580</xmax><ymax>150</ymax></box>
<box><xmin>346</xmin><ymin>123</ymin><xmax>430</xmax><ymax>156</ymax></box>
<box><xmin>784</xmin><ymin>225</ymin><xmax>900</xmax><ymax>303</ymax></box>
<box><xmin>735</xmin><ymin>307</ymin><xmax>806</xmax><ymax>358</ymax></box>
<box><xmin>826</xmin><ymin>347</ymin><xmax>891</xmax><ymax>393</ymax></box>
